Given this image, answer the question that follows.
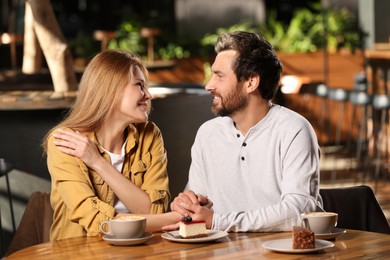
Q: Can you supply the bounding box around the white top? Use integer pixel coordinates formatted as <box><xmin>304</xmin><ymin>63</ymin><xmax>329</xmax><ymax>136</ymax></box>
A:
<box><xmin>186</xmin><ymin>103</ymin><xmax>322</xmax><ymax>232</ymax></box>
<box><xmin>100</xmin><ymin>142</ymin><xmax>128</xmax><ymax>213</ymax></box>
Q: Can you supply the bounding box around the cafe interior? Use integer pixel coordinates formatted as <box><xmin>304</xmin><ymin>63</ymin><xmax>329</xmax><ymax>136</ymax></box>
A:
<box><xmin>1</xmin><ymin>0</ymin><xmax>390</xmax><ymax>258</ymax></box>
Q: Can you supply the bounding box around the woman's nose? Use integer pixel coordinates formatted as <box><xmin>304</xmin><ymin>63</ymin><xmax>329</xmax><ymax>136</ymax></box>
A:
<box><xmin>144</xmin><ymin>88</ymin><xmax>152</xmax><ymax>99</ymax></box>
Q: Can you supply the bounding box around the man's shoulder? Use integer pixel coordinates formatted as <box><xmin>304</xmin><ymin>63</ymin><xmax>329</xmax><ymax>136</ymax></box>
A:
<box><xmin>198</xmin><ymin>117</ymin><xmax>228</xmax><ymax>131</ymax></box>
<box><xmin>271</xmin><ymin>105</ymin><xmax>310</xmax><ymax>125</ymax></box>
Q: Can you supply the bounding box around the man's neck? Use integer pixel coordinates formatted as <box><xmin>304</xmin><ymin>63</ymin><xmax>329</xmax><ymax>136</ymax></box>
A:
<box><xmin>231</xmin><ymin>98</ymin><xmax>270</xmax><ymax>135</ymax></box>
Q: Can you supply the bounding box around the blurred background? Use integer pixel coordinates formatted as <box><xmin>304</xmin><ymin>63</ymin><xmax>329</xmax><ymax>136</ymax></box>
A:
<box><xmin>1</xmin><ymin>0</ymin><xmax>390</xmax><ymax>256</ymax></box>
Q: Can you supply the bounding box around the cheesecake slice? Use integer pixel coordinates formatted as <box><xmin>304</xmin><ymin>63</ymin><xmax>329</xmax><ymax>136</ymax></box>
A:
<box><xmin>179</xmin><ymin>219</ymin><xmax>207</xmax><ymax>239</ymax></box>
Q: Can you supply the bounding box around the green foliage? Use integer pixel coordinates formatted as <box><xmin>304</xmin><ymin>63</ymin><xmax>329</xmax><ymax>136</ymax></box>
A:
<box><xmin>199</xmin><ymin>6</ymin><xmax>361</xmax><ymax>54</ymax></box>
<box><xmin>261</xmin><ymin>9</ymin><xmax>320</xmax><ymax>53</ymax></box>
<box><xmin>108</xmin><ymin>21</ymin><xmax>145</xmax><ymax>55</ymax></box>
<box><xmin>108</xmin><ymin>21</ymin><xmax>190</xmax><ymax>60</ymax></box>
<box><xmin>325</xmin><ymin>8</ymin><xmax>361</xmax><ymax>52</ymax></box>
<box><xmin>158</xmin><ymin>43</ymin><xmax>190</xmax><ymax>60</ymax></box>
<box><xmin>260</xmin><ymin>6</ymin><xmax>361</xmax><ymax>53</ymax></box>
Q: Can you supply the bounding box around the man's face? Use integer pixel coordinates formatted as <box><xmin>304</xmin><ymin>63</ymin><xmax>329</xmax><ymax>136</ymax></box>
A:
<box><xmin>205</xmin><ymin>50</ymin><xmax>248</xmax><ymax>117</ymax></box>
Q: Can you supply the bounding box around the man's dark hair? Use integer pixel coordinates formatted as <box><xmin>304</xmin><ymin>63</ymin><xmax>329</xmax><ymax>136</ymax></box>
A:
<box><xmin>215</xmin><ymin>31</ymin><xmax>283</xmax><ymax>100</ymax></box>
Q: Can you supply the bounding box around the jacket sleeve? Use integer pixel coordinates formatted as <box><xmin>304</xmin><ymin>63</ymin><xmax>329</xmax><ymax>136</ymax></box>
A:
<box><xmin>47</xmin><ymin>133</ymin><xmax>115</xmax><ymax>236</ymax></box>
<box><xmin>132</xmin><ymin>122</ymin><xmax>170</xmax><ymax>214</ymax></box>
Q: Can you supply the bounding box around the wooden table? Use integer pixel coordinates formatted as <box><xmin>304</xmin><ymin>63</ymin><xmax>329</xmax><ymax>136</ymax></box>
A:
<box><xmin>7</xmin><ymin>230</ymin><xmax>390</xmax><ymax>259</ymax></box>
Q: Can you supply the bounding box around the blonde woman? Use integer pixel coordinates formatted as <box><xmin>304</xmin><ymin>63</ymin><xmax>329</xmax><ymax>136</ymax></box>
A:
<box><xmin>43</xmin><ymin>50</ymin><xmax>180</xmax><ymax>241</ymax></box>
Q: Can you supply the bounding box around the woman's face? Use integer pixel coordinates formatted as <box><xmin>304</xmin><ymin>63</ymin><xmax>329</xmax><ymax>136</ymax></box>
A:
<box><xmin>115</xmin><ymin>66</ymin><xmax>152</xmax><ymax>123</ymax></box>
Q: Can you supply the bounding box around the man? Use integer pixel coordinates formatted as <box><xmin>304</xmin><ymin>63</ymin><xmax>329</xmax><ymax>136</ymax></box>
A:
<box><xmin>169</xmin><ymin>31</ymin><xmax>322</xmax><ymax>232</ymax></box>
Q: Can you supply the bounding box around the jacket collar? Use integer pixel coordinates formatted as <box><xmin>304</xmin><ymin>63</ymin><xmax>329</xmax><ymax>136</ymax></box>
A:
<box><xmin>85</xmin><ymin>124</ymin><xmax>139</xmax><ymax>155</ymax></box>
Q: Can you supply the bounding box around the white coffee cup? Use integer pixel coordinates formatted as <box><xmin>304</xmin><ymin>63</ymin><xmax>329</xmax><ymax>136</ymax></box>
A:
<box><xmin>301</xmin><ymin>212</ymin><xmax>338</xmax><ymax>234</ymax></box>
<box><xmin>100</xmin><ymin>215</ymin><xmax>146</xmax><ymax>239</ymax></box>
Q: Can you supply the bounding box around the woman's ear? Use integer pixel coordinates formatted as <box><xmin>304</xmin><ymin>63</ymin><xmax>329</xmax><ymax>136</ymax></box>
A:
<box><xmin>246</xmin><ymin>75</ymin><xmax>260</xmax><ymax>93</ymax></box>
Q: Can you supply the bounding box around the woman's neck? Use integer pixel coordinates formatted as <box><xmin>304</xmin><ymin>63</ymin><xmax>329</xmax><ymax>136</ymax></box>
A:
<box><xmin>96</xmin><ymin>122</ymin><xmax>127</xmax><ymax>154</ymax></box>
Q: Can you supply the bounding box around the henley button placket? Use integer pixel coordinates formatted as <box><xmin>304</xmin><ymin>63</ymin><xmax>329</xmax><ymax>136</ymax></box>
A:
<box><xmin>236</xmin><ymin>133</ymin><xmax>246</xmax><ymax>161</ymax></box>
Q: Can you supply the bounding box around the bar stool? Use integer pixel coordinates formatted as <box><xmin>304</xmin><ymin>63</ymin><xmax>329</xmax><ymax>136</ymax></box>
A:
<box><xmin>327</xmin><ymin>88</ymin><xmax>350</xmax><ymax>181</ymax></box>
<box><xmin>347</xmin><ymin>91</ymin><xmax>373</xmax><ymax>181</ymax></box>
<box><xmin>371</xmin><ymin>94</ymin><xmax>390</xmax><ymax>191</ymax></box>
<box><xmin>93</xmin><ymin>30</ymin><xmax>116</xmax><ymax>50</ymax></box>
<box><xmin>140</xmin><ymin>27</ymin><xmax>161</xmax><ymax>62</ymax></box>
<box><xmin>327</xmin><ymin>88</ymin><xmax>350</xmax><ymax>147</ymax></box>
<box><xmin>299</xmin><ymin>83</ymin><xmax>328</xmax><ymax>133</ymax></box>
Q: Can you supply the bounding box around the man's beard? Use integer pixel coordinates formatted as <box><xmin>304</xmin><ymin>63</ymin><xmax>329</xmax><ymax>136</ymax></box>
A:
<box><xmin>211</xmin><ymin>83</ymin><xmax>248</xmax><ymax>117</ymax></box>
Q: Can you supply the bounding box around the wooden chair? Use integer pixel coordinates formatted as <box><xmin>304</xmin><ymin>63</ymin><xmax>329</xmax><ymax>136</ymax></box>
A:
<box><xmin>5</xmin><ymin>191</ymin><xmax>53</xmax><ymax>256</ymax></box>
<box><xmin>320</xmin><ymin>185</ymin><xmax>390</xmax><ymax>234</ymax></box>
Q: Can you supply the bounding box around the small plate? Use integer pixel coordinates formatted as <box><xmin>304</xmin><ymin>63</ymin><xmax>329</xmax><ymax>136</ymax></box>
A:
<box><xmin>262</xmin><ymin>238</ymin><xmax>334</xmax><ymax>254</ymax></box>
<box><xmin>161</xmin><ymin>230</ymin><xmax>228</xmax><ymax>243</ymax></box>
<box><xmin>315</xmin><ymin>228</ymin><xmax>346</xmax><ymax>240</ymax></box>
<box><xmin>102</xmin><ymin>233</ymin><xmax>153</xmax><ymax>246</ymax></box>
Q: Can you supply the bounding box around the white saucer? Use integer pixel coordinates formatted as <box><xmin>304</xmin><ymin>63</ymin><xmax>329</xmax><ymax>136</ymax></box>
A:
<box><xmin>315</xmin><ymin>228</ymin><xmax>346</xmax><ymax>240</ymax></box>
<box><xmin>102</xmin><ymin>233</ymin><xmax>153</xmax><ymax>246</ymax></box>
<box><xmin>262</xmin><ymin>238</ymin><xmax>334</xmax><ymax>254</ymax></box>
<box><xmin>161</xmin><ymin>230</ymin><xmax>228</xmax><ymax>243</ymax></box>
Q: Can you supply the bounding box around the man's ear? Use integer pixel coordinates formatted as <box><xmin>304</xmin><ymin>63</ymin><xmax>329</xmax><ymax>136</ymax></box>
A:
<box><xmin>246</xmin><ymin>75</ymin><xmax>260</xmax><ymax>93</ymax></box>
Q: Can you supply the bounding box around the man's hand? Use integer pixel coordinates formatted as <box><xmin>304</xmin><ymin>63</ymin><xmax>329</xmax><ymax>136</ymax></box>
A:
<box><xmin>170</xmin><ymin>190</ymin><xmax>213</xmax><ymax>217</ymax></box>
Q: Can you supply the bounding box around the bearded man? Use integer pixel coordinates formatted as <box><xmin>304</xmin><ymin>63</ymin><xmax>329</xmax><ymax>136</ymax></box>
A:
<box><xmin>167</xmin><ymin>31</ymin><xmax>322</xmax><ymax>232</ymax></box>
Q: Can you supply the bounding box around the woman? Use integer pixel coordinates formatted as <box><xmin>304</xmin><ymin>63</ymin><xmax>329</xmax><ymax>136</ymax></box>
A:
<box><xmin>43</xmin><ymin>50</ymin><xmax>180</xmax><ymax>241</ymax></box>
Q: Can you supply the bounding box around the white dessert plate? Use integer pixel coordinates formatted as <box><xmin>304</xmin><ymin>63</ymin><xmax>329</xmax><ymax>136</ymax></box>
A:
<box><xmin>161</xmin><ymin>230</ymin><xmax>228</xmax><ymax>243</ymax></box>
<box><xmin>262</xmin><ymin>238</ymin><xmax>334</xmax><ymax>254</ymax></box>
<box><xmin>315</xmin><ymin>228</ymin><xmax>347</xmax><ymax>240</ymax></box>
<box><xmin>102</xmin><ymin>233</ymin><xmax>153</xmax><ymax>246</ymax></box>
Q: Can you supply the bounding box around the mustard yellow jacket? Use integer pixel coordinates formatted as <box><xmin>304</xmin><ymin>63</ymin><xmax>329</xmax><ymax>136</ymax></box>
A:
<box><xmin>47</xmin><ymin>122</ymin><xmax>170</xmax><ymax>241</ymax></box>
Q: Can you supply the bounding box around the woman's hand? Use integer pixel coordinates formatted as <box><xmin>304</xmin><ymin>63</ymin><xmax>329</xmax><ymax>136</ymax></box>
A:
<box><xmin>52</xmin><ymin>129</ymin><xmax>103</xmax><ymax>169</ymax></box>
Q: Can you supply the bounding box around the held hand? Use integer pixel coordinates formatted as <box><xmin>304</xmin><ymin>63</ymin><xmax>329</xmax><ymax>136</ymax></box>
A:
<box><xmin>196</xmin><ymin>194</ymin><xmax>213</xmax><ymax>208</ymax></box>
<box><xmin>161</xmin><ymin>221</ymin><xmax>180</xmax><ymax>231</ymax></box>
<box><xmin>170</xmin><ymin>190</ymin><xmax>200</xmax><ymax>216</ymax></box>
<box><xmin>180</xmin><ymin>202</ymin><xmax>214</xmax><ymax>229</ymax></box>
<box><xmin>52</xmin><ymin>129</ymin><xmax>102</xmax><ymax>169</ymax></box>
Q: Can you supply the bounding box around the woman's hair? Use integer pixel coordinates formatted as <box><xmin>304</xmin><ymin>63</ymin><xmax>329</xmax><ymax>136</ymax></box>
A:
<box><xmin>214</xmin><ymin>31</ymin><xmax>283</xmax><ymax>100</ymax></box>
<box><xmin>42</xmin><ymin>49</ymin><xmax>149</xmax><ymax>152</ymax></box>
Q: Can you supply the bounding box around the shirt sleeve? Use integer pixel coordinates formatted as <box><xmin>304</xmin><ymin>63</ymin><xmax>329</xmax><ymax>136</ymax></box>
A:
<box><xmin>212</xmin><ymin>194</ymin><xmax>318</xmax><ymax>232</ymax></box>
<box><xmin>185</xmin><ymin>130</ymin><xmax>208</xmax><ymax>195</ymax></box>
<box><xmin>47</xmin><ymin>133</ymin><xmax>115</xmax><ymax>236</ymax></box>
